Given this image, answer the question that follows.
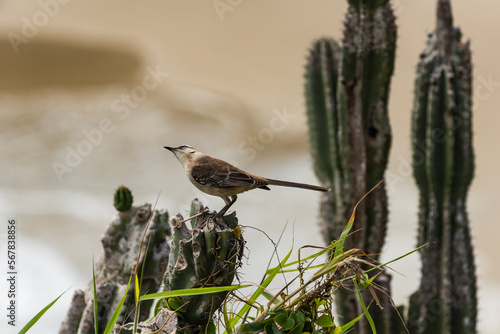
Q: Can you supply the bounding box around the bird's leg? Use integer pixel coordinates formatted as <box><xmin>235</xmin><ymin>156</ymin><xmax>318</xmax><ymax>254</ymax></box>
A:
<box><xmin>178</xmin><ymin>208</ymin><xmax>210</xmax><ymax>224</ymax></box>
<box><xmin>214</xmin><ymin>195</ymin><xmax>238</xmax><ymax>219</ymax></box>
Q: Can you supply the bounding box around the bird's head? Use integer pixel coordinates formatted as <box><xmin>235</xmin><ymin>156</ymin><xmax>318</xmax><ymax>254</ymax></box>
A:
<box><xmin>164</xmin><ymin>145</ymin><xmax>200</xmax><ymax>167</ymax></box>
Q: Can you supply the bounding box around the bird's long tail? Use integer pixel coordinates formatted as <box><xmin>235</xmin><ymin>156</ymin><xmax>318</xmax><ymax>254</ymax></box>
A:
<box><xmin>265</xmin><ymin>178</ymin><xmax>330</xmax><ymax>192</ymax></box>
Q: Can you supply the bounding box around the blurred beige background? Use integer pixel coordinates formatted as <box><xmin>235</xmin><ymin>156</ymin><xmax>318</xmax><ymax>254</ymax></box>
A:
<box><xmin>0</xmin><ymin>1</ymin><xmax>498</xmax><ymax>333</ymax></box>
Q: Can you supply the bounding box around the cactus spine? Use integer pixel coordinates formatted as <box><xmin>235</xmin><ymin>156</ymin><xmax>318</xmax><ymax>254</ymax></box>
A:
<box><xmin>408</xmin><ymin>0</ymin><xmax>477</xmax><ymax>332</ymax></box>
<box><xmin>305</xmin><ymin>0</ymin><xmax>396</xmax><ymax>330</ymax></box>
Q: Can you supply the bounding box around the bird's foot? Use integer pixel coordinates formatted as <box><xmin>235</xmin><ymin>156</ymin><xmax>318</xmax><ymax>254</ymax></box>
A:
<box><xmin>212</xmin><ymin>210</ymin><xmax>224</xmax><ymax>220</ymax></box>
<box><xmin>212</xmin><ymin>209</ymin><xmax>233</xmax><ymax>222</ymax></box>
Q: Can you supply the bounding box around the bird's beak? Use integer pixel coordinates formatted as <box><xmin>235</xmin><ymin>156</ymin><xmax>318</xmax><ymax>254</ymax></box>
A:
<box><xmin>164</xmin><ymin>146</ymin><xmax>175</xmax><ymax>152</ymax></box>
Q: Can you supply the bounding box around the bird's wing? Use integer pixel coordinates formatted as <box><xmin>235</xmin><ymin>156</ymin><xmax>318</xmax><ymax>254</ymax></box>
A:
<box><xmin>192</xmin><ymin>162</ymin><xmax>268</xmax><ymax>189</ymax></box>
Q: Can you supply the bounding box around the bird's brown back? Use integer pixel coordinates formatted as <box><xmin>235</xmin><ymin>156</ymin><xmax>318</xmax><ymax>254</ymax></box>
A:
<box><xmin>192</xmin><ymin>155</ymin><xmax>269</xmax><ymax>190</ymax></box>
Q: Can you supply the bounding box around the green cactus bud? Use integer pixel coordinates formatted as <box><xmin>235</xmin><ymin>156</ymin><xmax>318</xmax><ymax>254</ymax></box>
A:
<box><xmin>113</xmin><ymin>185</ymin><xmax>133</xmax><ymax>212</ymax></box>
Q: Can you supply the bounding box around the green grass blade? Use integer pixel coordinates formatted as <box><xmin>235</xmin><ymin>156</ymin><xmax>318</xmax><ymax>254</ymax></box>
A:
<box><xmin>18</xmin><ymin>290</ymin><xmax>66</xmax><ymax>334</ymax></box>
<box><xmin>134</xmin><ymin>274</ymin><xmax>140</xmax><ymax>304</ymax></box>
<box><xmin>265</xmin><ymin>245</ymin><xmax>333</xmax><ymax>274</ymax></box>
<box><xmin>223</xmin><ymin>298</ymin><xmax>232</xmax><ymax>334</ymax></box>
<box><xmin>133</xmin><ymin>225</ymin><xmax>154</xmax><ymax>333</ymax></box>
<box><xmin>335</xmin><ymin>180</ymin><xmax>383</xmax><ymax>258</ymax></box>
<box><xmin>103</xmin><ymin>273</ymin><xmax>133</xmax><ymax>334</ymax></box>
<box><xmin>261</xmin><ymin>290</ymin><xmax>281</xmax><ymax>304</ymax></box>
<box><xmin>133</xmin><ymin>273</ymin><xmax>141</xmax><ymax>334</ymax></box>
<box><xmin>353</xmin><ymin>278</ymin><xmax>376</xmax><ymax>334</ymax></box>
<box><xmin>334</xmin><ymin>211</ymin><xmax>356</xmax><ymax>258</ymax></box>
<box><xmin>314</xmin><ymin>248</ymin><xmax>357</xmax><ymax>277</ymax></box>
<box><xmin>139</xmin><ymin>285</ymin><xmax>250</xmax><ymax>301</ymax></box>
<box><xmin>92</xmin><ymin>256</ymin><xmax>98</xmax><ymax>334</ymax></box>
<box><xmin>339</xmin><ymin>312</ymin><xmax>364</xmax><ymax>333</ymax></box>
<box><xmin>274</xmin><ymin>264</ymin><xmax>325</xmax><ymax>274</ymax></box>
<box><xmin>228</xmin><ymin>247</ymin><xmax>293</xmax><ymax>331</ymax></box>
<box><xmin>261</xmin><ymin>222</ymin><xmax>288</xmax><ymax>284</ymax></box>
<box><xmin>363</xmin><ymin>243</ymin><xmax>429</xmax><ymax>275</ymax></box>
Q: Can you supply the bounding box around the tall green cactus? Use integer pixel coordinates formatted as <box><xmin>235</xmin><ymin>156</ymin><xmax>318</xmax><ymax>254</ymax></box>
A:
<box><xmin>305</xmin><ymin>0</ymin><xmax>395</xmax><ymax>256</ymax></box>
<box><xmin>305</xmin><ymin>0</ymin><xmax>396</xmax><ymax>330</ymax></box>
<box><xmin>164</xmin><ymin>199</ymin><xmax>241</xmax><ymax>327</ymax></box>
<box><xmin>408</xmin><ymin>0</ymin><xmax>477</xmax><ymax>332</ymax></box>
